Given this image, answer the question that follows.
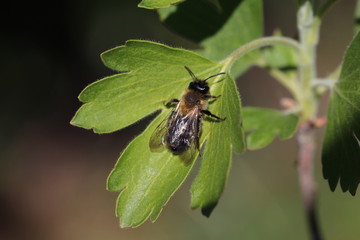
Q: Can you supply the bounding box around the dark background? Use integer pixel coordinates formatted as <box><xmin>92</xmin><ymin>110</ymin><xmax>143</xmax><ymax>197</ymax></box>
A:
<box><xmin>1</xmin><ymin>1</ymin><xmax>359</xmax><ymax>239</ymax></box>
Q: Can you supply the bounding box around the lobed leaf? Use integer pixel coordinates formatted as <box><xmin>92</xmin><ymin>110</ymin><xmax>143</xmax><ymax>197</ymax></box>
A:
<box><xmin>107</xmin><ymin>111</ymin><xmax>196</xmax><ymax>227</ymax></box>
<box><xmin>322</xmin><ymin>31</ymin><xmax>360</xmax><ymax>195</ymax></box>
<box><xmin>71</xmin><ymin>40</ymin><xmax>246</xmax><ymax>226</ymax></box>
<box><xmin>190</xmin><ymin>74</ymin><xmax>245</xmax><ymax>216</ymax></box>
<box><xmin>242</xmin><ymin>107</ymin><xmax>300</xmax><ymax>150</ymax></box>
<box><xmin>158</xmin><ymin>0</ymin><xmax>263</xmax><ymax>77</ymax></box>
<box><xmin>70</xmin><ymin>40</ymin><xmax>220</xmax><ymax>133</ymax></box>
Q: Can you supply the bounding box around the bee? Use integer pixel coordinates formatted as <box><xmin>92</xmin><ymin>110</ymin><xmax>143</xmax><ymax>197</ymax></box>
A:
<box><xmin>149</xmin><ymin>66</ymin><xmax>226</xmax><ymax>163</ymax></box>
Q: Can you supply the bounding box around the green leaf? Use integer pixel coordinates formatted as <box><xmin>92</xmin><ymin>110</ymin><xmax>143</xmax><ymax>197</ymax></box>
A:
<box><xmin>138</xmin><ymin>0</ymin><xmax>184</xmax><ymax>9</ymax></box>
<box><xmin>107</xmin><ymin>111</ymin><xmax>196</xmax><ymax>227</ymax></box>
<box><xmin>242</xmin><ymin>107</ymin><xmax>300</xmax><ymax>150</ymax></box>
<box><xmin>71</xmin><ymin>40</ymin><xmax>246</xmax><ymax>226</ymax></box>
<box><xmin>71</xmin><ymin>40</ymin><xmax>218</xmax><ymax>133</ymax></box>
<box><xmin>190</xmin><ymin>73</ymin><xmax>245</xmax><ymax>216</ymax></box>
<box><xmin>158</xmin><ymin>0</ymin><xmax>263</xmax><ymax>77</ymax></box>
<box><xmin>322</xmin><ymin>32</ymin><xmax>360</xmax><ymax>195</ymax></box>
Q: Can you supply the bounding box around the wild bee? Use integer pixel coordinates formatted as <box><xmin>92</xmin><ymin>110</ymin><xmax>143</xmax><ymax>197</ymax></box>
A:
<box><xmin>149</xmin><ymin>66</ymin><xmax>226</xmax><ymax>163</ymax></box>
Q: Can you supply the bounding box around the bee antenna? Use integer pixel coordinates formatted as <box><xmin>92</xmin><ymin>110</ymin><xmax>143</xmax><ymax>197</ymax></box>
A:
<box><xmin>203</xmin><ymin>72</ymin><xmax>226</xmax><ymax>81</ymax></box>
<box><xmin>184</xmin><ymin>66</ymin><xmax>198</xmax><ymax>81</ymax></box>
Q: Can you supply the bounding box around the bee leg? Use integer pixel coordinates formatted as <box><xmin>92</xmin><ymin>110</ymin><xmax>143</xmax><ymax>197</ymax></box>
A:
<box><xmin>164</xmin><ymin>98</ymin><xmax>180</xmax><ymax>107</ymax></box>
<box><xmin>201</xmin><ymin>110</ymin><xmax>226</xmax><ymax>121</ymax></box>
<box><xmin>202</xmin><ymin>94</ymin><xmax>221</xmax><ymax>100</ymax></box>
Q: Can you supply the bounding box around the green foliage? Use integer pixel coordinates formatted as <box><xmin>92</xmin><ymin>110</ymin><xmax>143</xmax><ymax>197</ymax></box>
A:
<box><xmin>243</xmin><ymin>107</ymin><xmax>299</xmax><ymax>150</ymax></box>
<box><xmin>71</xmin><ymin>0</ymin><xmax>360</xmax><ymax>230</ymax></box>
<box><xmin>261</xmin><ymin>30</ymin><xmax>298</xmax><ymax>72</ymax></box>
<box><xmin>158</xmin><ymin>0</ymin><xmax>263</xmax><ymax>77</ymax></box>
<box><xmin>190</xmin><ymin>72</ymin><xmax>245</xmax><ymax>216</ymax></box>
<box><xmin>71</xmin><ymin>40</ymin><xmax>217</xmax><ymax>133</ymax></box>
<box><xmin>138</xmin><ymin>0</ymin><xmax>184</xmax><ymax>9</ymax></box>
<box><xmin>71</xmin><ymin>39</ymin><xmax>247</xmax><ymax>226</ymax></box>
<box><xmin>71</xmin><ymin>0</ymin><xmax>266</xmax><ymax>227</ymax></box>
<box><xmin>107</xmin><ymin>111</ymin><xmax>195</xmax><ymax>227</ymax></box>
<box><xmin>322</xmin><ymin>31</ymin><xmax>360</xmax><ymax>195</ymax></box>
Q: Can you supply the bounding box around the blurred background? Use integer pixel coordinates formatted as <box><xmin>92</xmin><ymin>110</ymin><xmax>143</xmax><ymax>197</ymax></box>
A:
<box><xmin>1</xmin><ymin>0</ymin><xmax>359</xmax><ymax>239</ymax></box>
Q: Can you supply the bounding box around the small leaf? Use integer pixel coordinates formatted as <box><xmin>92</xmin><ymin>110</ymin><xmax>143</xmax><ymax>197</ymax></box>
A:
<box><xmin>138</xmin><ymin>0</ymin><xmax>184</xmax><ymax>9</ymax></box>
<box><xmin>70</xmin><ymin>40</ymin><xmax>219</xmax><ymax>133</ymax></box>
<box><xmin>322</xmin><ymin>31</ymin><xmax>360</xmax><ymax>195</ymax></box>
<box><xmin>190</xmin><ymin>74</ymin><xmax>245</xmax><ymax>216</ymax></box>
<box><xmin>242</xmin><ymin>107</ymin><xmax>300</xmax><ymax>150</ymax></box>
<box><xmin>107</xmin><ymin>111</ymin><xmax>196</xmax><ymax>227</ymax></box>
<box><xmin>158</xmin><ymin>0</ymin><xmax>263</xmax><ymax>77</ymax></box>
<box><xmin>261</xmin><ymin>30</ymin><xmax>298</xmax><ymax>72</ymax></box>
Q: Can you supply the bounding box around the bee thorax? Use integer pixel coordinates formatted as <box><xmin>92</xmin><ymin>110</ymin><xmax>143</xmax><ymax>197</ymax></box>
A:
<box><xmin>184</xmin><ymin>92</ymin><xmax>199</xmax><ymax>106</ymax></box>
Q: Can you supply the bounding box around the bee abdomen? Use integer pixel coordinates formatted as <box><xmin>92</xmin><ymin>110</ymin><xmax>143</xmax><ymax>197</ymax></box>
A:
<box><xmin>166</xmin><ymin>133</ymin><xmax>191</xmax><ymax>154</ymax></box>
<box><xmin>165</xmin><ymin>124</ymin><xmax>192</xmax><ymax>154</ymax></box>
<box><xmin>168</xmin><ymin>144</ymin><xmax>188</xmax><ymax>155</ymax></box>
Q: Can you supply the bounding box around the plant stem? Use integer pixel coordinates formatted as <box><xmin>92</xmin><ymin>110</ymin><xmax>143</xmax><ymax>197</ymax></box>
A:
<box><xmin>221</xmin><ymin>36</ymin><xmax>301</xmax><ymax>69</ymax></box>
<box><xmin>297</xmin><ymin>122</ymin><xmax>322</xmax><ymax>240</ymax></box>
<box><xmin>297</xmin><ymin>3</ymin><xmax>323</xmax><ymax>240</ymax></box>
<box><xmin>221</xmin><ymin>36</ymin><xmax>303</xmax><ymax>103</ymax></box>
<box><xmin>297</xmin><ymin>2</ymin><xmax>320</xmax><ymax>121</ymax></box>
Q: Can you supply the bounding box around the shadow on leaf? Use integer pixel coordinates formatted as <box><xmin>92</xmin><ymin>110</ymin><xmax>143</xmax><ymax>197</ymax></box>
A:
<box><xmin>161</xmin><ymin>0</ymin><xmax>244</xmax><ymax>43</ymax></box>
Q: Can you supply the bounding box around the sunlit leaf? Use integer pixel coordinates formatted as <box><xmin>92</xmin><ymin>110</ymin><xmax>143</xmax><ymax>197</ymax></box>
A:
<box><xmin>322</xmin><ymin>32</ymin><xmax>360</xmax><ymax>195</ymax></box>
<box><xmin>71</xmin><ymin>40</ymin><xmax>218</xmax><ymax>133</ymax></box>
<box><xmin>107</xmin><ymin>111</ymin><xmax>196</xmax><ymax>227</ymax></box>
<box><xmin>71</xmin><ymin>40</ymin><xmax>245</xmax><ymax>226</ymax></box>
<box><xmin>190</xmin><ymin>74</ymin><xmax>245</xmax><ymax>216</ymax></box>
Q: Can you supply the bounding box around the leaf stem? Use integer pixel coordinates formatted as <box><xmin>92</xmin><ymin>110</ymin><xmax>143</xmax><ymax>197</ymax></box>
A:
<box><xmin>313</xmin><ymin>63</ymin><xmax>340</xmax><ymax>97</ymax></box>
<box><xmin>312</xmin><ymin>79</ymin><xmax>336</xmax><ymax>88</ymax></box>
<box><xmin>221</xmin><ymin>36</ymin><xmax>301</xmax><ymax>69</ymax></box>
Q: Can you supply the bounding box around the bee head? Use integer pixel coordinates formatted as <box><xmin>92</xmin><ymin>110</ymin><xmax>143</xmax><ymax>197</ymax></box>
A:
<box><xmin>184</xmin><ymin>66</ymin><xmax>225</xmax><ymax>94</ymax></box>
<box><xmin>189</xmin><ymin>80</ymin><xmax>209</xmax><ymax>94</ymax></box>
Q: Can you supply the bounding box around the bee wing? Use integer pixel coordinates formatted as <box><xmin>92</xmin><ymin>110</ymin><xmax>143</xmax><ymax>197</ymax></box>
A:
<box><xmin>179</xmin><ymin>139</ymin><xmax>197</xmax><ymax>165</ymax></box>
<box><xmin>149</xmin><ymin>116</ymin><xmax>168</xmax><ymax>152</ymax></box>
<box><xmin>179</xmin><ymin>111</ymin><xmax>201</xmax><ymax>165</ymax></box>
